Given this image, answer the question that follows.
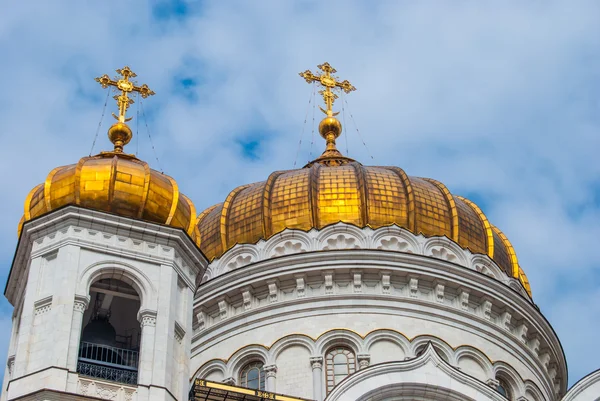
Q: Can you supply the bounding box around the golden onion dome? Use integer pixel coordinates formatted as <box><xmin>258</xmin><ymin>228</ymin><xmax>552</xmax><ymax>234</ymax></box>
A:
<box><xmin>197</xmin><ymin>61</ymin><xmax>531</xmax><ymax>296</ymax></box>
<box><xmin>198</xmin><ymin>162</ymin><xmax>530</xmax><ymax>295</ymax></box>
<box><xmin>19</xmin><ymin>66</ymin><xmax>198</xmax><ymax>241</ymax></box>
<box><xmin>196</xmin><ymin>162</ymin><xmax>529</xmax><ymax>297</ymax></box>
<box><xmin>20</xmin><ymin>152</ymin><xmax>199</xmax><ymax>241</ymax></box>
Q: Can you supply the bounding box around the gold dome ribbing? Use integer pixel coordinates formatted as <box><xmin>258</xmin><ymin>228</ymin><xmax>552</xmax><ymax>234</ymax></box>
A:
<box><xmin>196</xmin><ymin>163</ymin><xmax>530</xmax><ymax>297</ymax></box>
<box><xmin>21</xmin><ymin>152</ymin><xmax>198</xmax><ymax>240</ymax></box>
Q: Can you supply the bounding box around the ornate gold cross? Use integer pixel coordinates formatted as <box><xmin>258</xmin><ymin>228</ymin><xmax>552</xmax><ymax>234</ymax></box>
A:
<box><xmin>95</xmin><ymin>66</ymin><xmax>155</xmax><ymax>123</ymax></box>
<box><xmin>299</xmin><ymin>62</ymin><xmax>356</xmax><ymax>116</ymax></box>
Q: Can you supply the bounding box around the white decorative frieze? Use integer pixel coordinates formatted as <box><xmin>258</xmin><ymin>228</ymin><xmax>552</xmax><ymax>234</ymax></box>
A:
<box><xmin>540</xmin><ymin>352</ymin><xmax>551</xmax><ymax>369</ymax></box>
<box><xmin>78</xmin><ymin>378</ymin><xmax>136</xmax><ymax>401</ymax></box>
<box><xmin>500</xmin><ymin>311</ymin><xmax>512</xmax><ymax>331</ymax></box>
<box><xmin>324</xmin><ymin>272</ymin><xmax>334</xmax><ymax>295</ymax></box>
<box><xmin>480</xmin><ymin>300</ymin><xmax>492</xmax><ymax>320</ymax></box>
<box><xmin>33</xmin><ymin>295</ymin><xmax>52</xmax><ymax>316</ymax></box>
<box><xmin>174</xmin><ymin>321</ymin><xmax>186</xmax><ymax>344</ymax></box>
<box><xmin>323</xmin><ymin>234</ymin><xmax>359</xmax><ymax>250</ymax></box>
<box><xmin>195</xmin><ymin>308</ymin><xmax>208</xmax><ymax>331</ymax></box>
<box><xmin>430</xmin><ymin>246</ymin><xmax>458</xmax><ymax>263</ymax></box>
<box><xmin>530</xmin><ymin>335</ymin><xmax>541</xmax><ymax>355</ymax></box>
<box><xmin>218</xmin><ymin>299</ymin><xmax>229</xmax><ymax>319</ymax></box>
<box><xmin>353</xmin><ymin>271</ymin><xmax>362</xmax><ymax>293</ymax></box>
<box><xmin>458</xmin><ymin>289</ymin><xmax>470</xmax><ymax>311</ymax></box>
<box><xmin>434</xmin><ymin>283</ymin><xmax>445</xmax><ymax>303</ymax></box>
<box><xmin>380</xmin><ymin>271</ymin><xmax>391</xmax><ymax>294</ymax></box>
<box><xmin>204</xmin><ymin>223</ymin><xmax>525</xmax><ymax>302</ymax></box>
<box><xmin>242</xmin><ymin>288</ymin><xmax>253</xmax><ymax>310</ymax></box>
<box><xmin>516</xmin><ymin>322</ymin><xmax>528</xmax><ymax>344</ymax></box>
<box><xmin>548</xmin><ymin>363</ymin><xmax>558</xmax><ymax>381</ymax></box>
<box><xmin>377</xmin><ymin>236</ymin><xmax>411</xmax><ymax>252</ymax></box>
<box><xmin>267</xmin><ymin>280</ymin><xmax>279</xmax><ymax>303</ymax></box>
<box><xmin>295</xmin><ymin>276</ymin><xmax>306</xmax><ymax>298</ymax></box>
<box><xmin>272</xmin><ymin>240</ymin><xmax>305</xmax><ymax>257</ymax></box>
<box><xmin>409</xmin><ymin>278</ymin><xmax>419</xmax><ymax>298</ymax></box>
<box><xmin>226</xmin><ymin>254</ymin><xmax>253</xmax><ymax>272</ymax></box>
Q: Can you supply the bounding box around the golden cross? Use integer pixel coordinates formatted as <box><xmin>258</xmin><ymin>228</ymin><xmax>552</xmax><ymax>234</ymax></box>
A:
<box><xmin>95</xmin><ymin>66</ymin><xmax>155</xmax><ymax>123</ymax></box>
<box><xmin>299</xmin><ymin>62</ymin><xmax>356</xmax><ymax>116</ymax></box>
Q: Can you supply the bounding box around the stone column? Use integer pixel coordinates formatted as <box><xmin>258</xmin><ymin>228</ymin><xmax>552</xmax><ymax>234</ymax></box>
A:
<box><xmin>310</xmin><ymin>356</ymin><xmax>324</xmax><ymax>401</ymax></box>
<box><xmin>138</xmin><ymin>309</ymin><xmax>158</xmax><ymax>385</ymax></box>
<box><xmin>264</xmin><ymin>364</ymin><xmax>277</xmax><ymax>392</ymax></box>
<box><xmin>67</xmin><ymin>295</ymin><xmax>90</xmax><ymax>370</ymax></box>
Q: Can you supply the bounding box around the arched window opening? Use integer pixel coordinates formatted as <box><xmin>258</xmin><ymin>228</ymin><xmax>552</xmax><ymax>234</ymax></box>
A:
<box><xmin>77</xmin><ymin>278</ymin><xmax>141</xmax><ymax>385</ymax></box>
<box><xmin>239</xmin><ymin>361</ymin><xmax>265</xmax><ymax>390</ymax></box>
<box><xmin>325</xmin><ymin>347</ymin><xmax>356</xmax><ymax>394</ymax></box>
<box><xmin>496</xmin><ymin>378</ymin><xmax>512</xmax><ymax>400</ymax></box>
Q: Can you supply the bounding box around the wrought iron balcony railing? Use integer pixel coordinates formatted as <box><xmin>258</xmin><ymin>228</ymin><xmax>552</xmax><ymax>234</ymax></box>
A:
<box><xmin>77</xmin><ymin>341</ymin><xmax>139</xmax><ymax>385</ymax></box>
<box><xmin>77</xmin><ymin>361</ymin><xmax>138</xmax><ymax>385</ymax></box>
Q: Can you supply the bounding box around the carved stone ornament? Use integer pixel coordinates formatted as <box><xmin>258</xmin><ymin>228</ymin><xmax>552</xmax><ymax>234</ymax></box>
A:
<box><xmin>310</xmin><ymin>356</ymin><xmax>324</xmax><ymax>370</ymax></box>
<box><xmin>138</xmin><ymin>310</ymin><xmax>157</xmax><ymax>327</ymax></box>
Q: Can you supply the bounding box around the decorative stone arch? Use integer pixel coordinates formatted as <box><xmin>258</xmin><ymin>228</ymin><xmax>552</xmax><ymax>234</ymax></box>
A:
<box><xmin>508</xmin><ymin>279</ymin><xmax>529</xmax><ymax>297</ymax></box>
<box><xmin>78</xmin><ymin>260</ymin><xmax>156</xmax><ymax>313</ymax></box>
<box><xmin>423</xmin><ymin>237</ymin><xmax>469</xmax><ymax>267</ymax></box>
<box><xmin>315</xmin><ymin>329</ymin><xmax>365</xmax><ymax>355</ymax></box>
<box><xmin>523</xmin><ymin>380</ymin><xmax>545</xmax><ymax>401</ymax></box>
<box><xmin>493</xmin><ymin>360</ymin><xmax>525</xmax><ymax>399</ymax></box>
<box><xmin>410</xmin><ymin>336</ymin><xmax>454</xmax><ymax>364</ymax></box>
<box><xmin>470</xmin><ymin>255</ymin><xmax>504</xmax><ymax>280</ymax></box>
<box><xmin>316</xmin><ymin>223</ymin><xmax>367</xmax><ymax>251</ymax></box>
<box><xmin>454</xmin><ymin>346</ymin><xmax>494</xmax><ymax>381</ymax></box>
<box><xmin>269</xmin><ymin>334</ymin><xmax>316</xmax><ymax>362</ymax></box>
<box><xmin>193</xmin><ymin>359</ymin><xmax>227</xmax><ymax>381</ymax></box>
<box><xmin>263</xmin><ymin>230</ymin><xmax>312</xmax><ymax>259</ymax></box>
<box><xmin>371</xmin><ymin>225</ymin><xmax>420</xmax><ymax>254</ymax></box>
<box><xmin>226</xmin><ymin>344</ymin><xmax>271</xmax><ymax>379</ymax></box>
<box><xmin>326</xmin><ymin>343</ymin><xmax>506</xmax><ymax>401</ymax></box>
<box><xmin>214</xmin><ymin>245</ymin><xmax>260</xmax><ymax>276</ymax></box>
<box><xmin>363</xmin><ymin>329</ymin><xmax>410</xmax><ymax>356</ymax></box>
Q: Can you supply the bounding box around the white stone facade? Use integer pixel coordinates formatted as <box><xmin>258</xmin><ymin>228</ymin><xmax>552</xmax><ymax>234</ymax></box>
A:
<box><xmin>191</xmin><ymin>224</ymin><xmax>565</xmax><ymax>400</ymax></box>
<box><xmin>2</xmin><ymin>207</ymin><xmax>207</xmax><ymax>401</ymax></box>
<box><xmin>2</xmin><ymin>209</ymin><xmax>599</xmax><ymax>401</ymax></box>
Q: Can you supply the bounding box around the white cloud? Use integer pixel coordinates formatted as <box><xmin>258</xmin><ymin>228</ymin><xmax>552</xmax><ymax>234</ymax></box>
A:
<box><xmin>0</xmin><ymin>0</ymin><xmax>599</xmax><ymax>388</ymax></box>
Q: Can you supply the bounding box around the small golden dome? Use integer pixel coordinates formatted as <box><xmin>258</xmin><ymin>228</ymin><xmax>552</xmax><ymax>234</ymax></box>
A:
<box><xmin>197</xmin><ymin>162</ymin><xmax>531</xmax><ymax>296</ymax></box>
<box><xmin>20</xmin><ymin>152</ymin><xmax>199</xmax><ymax>241</ymax></box>
<box><xmin>19</xmin><ymin>67</ymin><xmax>196</xmax><ymax>240</ymax></box>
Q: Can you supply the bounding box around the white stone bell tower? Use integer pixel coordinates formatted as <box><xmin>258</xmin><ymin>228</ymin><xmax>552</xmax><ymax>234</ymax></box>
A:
<box><xmin>2</xmin><ymin>206</ymin><xmax>207</xmax><ymax>401</ymax></box>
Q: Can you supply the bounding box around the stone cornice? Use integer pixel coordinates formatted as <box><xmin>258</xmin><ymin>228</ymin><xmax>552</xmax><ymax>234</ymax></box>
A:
<box><xmin>7</xmin><ymin>206</ymin><xmax>208</xmax><ymax>305</ymax></box>
<box><xmin>204</xmin><ymin>222</ymin><xmax>530</xmax><ymax>299</ymax></box>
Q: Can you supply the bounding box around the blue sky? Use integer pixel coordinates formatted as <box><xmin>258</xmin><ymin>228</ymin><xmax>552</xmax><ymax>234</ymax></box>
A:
<box><xmin>1</xmin><ymin>0</ymin><xmax>600</xmax><ymax>390</ymax></box>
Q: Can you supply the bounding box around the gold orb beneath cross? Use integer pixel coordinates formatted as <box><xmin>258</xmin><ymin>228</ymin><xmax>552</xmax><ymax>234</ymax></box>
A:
<box><xmin>108</xmin><ymin>122</ymin><xmax>133</xmax><ymax>153</ymax></box>
<box><xmin>319</xmin><ymin>116</ymin><xmax>342</xmax><ymax>139</ymax></box>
